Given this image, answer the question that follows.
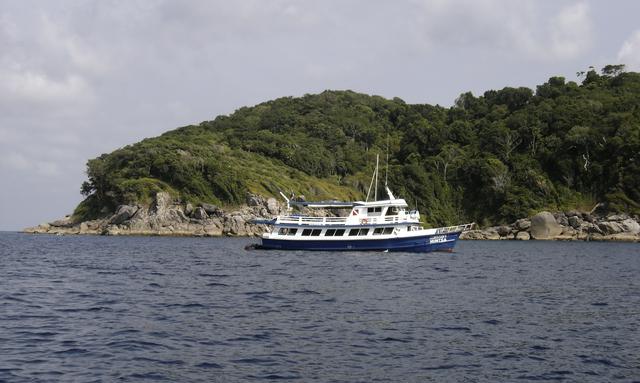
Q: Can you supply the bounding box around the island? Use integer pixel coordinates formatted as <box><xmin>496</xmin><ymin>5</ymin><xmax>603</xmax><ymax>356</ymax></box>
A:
<box><xmin>25</xmin><ymin>65</ymin><xmax>640</xmax><ymax>242</ymax></box>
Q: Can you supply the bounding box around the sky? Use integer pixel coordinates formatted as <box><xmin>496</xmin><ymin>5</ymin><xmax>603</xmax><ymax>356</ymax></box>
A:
<box><xmin>1</xmin><ymin>0</ymin><xmax>640</xmax><ymax>231</ymax></box>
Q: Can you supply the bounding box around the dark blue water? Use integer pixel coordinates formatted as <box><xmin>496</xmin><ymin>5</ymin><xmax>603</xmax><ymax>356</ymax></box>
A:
<box><xmin>1</xmin><ymin>232</ymin><xmax>639</xmax><ymax>382</ymax></box>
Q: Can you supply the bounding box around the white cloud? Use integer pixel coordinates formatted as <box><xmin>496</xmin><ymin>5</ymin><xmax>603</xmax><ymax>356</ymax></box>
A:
<box><xmin>0</xmin><ymin>152</ymin><xmax>30</xmax><ymax>171</ymax></box>
<box><xmin>35</xmin><ymin>161</ymin><xmax>61</xmax><ymax>177</ymax></box>
<box><xmin>618</xmin><ymin>30</ymin><xmax>640</xmax><ymax>70</ymax></box>
<box><xmin>0</xmin><ymin>151</ymin><xmax>60</xmax><ymax>176</ymax></box>
<box><xmin>38</xmin><ymin>13</ymin><xmax>110</xmax><ymax>76</ymax></box>
<box><xmin>0</xmin><ymin>70</ymin><xmax>90</xmax><ymax>104</ymax></box>
<box><xmin>0</xmin><ymin>12</ymin><xmax>18</xmax><ymax>39</ymax></box>
<box><xmin>0</xmin><ymin>9</ymin><xmax>98</xmax><ymax>110</ymax></box>
<box><xmin>413</xmin><ymin>0</ymin><xmax>528</xmax><ymax>47</ymax></box>
<box><xmin>549</xmin><ymin>2</ymin><xmax>592</xmax><ymax>60</ymax></box>
<box><xmin>411</xmin><ymin>0</ymin><xmax>593</xmax><ymax>61</ymax></box>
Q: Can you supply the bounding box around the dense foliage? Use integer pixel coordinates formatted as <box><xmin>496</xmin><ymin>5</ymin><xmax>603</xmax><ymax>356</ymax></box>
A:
<box><xmin>77</xmin><ymin>66</ymin><xmax>640</xmax><ymax>226</ymax></box>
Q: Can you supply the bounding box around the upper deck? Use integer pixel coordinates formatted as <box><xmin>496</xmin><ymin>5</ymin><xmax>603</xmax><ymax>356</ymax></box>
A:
<box><xmin>274</xmin><ymin>197</ymin><xmax>419</xmax><ymax>227</ymax></box>
<box><xmin>275</xmin><ymin>213</ymin><xmax>420</xmax><ymax>226</ymax></box>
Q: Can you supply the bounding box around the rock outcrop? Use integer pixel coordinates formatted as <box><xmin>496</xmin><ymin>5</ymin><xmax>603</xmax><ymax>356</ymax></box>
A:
<box><xmin>460</xmin><ymin>210</ymin><xmax>640</xmax><ymax>242</ymax></box>
<box><xmin>529</xmin><ymin>211</ymin><xmax>563</xmax><ymax>240</ymax></box>
<box><xmin>109</xmin><ymin>205</ymin><xmax>138</xmax><ymax>225</ymax></box>
<box><xmin>23</xmin><ymin>191</ymin><xmax>280</xmax><ymax>237</ymax></box>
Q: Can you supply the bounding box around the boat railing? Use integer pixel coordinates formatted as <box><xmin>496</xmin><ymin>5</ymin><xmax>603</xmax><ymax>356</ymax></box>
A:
<box><xmin>277</xmin><ymin>216</ymin><xmax>345</xmax><ymax>225</ymax></box>
<box><xmin>435</xmin><ymin>223</ymin><xmax>475</xmax><ymax>234</ymax></box>
<box><xmin>276</xmin><ymin>215</ymin><xmax>418</xmax><ymax>225</ymax></box>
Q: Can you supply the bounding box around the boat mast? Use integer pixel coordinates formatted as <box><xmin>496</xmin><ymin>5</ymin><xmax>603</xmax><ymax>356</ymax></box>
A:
<box><xmin>383</xmin><ymin>135</ymin><xmax>395</xmax><ymax>200</ymax></box>
<box><xmin>374</xmin><ymin>154</ymin><xmax>379</xmax><ymax>201</ymax></box>
<box><xmin>365</xmin><ymin>163</ymin><xmax>374</xmax><ymax>202</ymax></box>
<box><xmin>384</xmin><ymin>134</ymin><xmax>389</xmax><ymax>188</ymax></box>
<box><xmin>365</xmin><ymin>154</ymin><xmax>380</xmax><ymax>202</ymax></box>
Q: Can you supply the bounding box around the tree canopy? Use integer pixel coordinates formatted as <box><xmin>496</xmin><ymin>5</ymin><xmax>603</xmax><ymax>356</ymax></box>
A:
<box><xmin>77</xmin><ymin>66</ymin><xmax>640</xmax><ymax>226</ymax></box>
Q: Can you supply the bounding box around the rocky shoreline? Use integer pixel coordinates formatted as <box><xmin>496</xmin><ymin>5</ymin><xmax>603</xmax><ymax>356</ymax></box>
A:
<box><xmin>24</xmin><ymin>192</ymin><xmax>640</xmax><ymax>242</ymax></box>
<box><xmin>23</xmin><ymin>192</ymin><xmax>281</xmax><ymax>237</ymax></box>
<box><xmin>460</xmin><ymin>211</ymin><xmax>640</xmax><ymax>242</ymax></box>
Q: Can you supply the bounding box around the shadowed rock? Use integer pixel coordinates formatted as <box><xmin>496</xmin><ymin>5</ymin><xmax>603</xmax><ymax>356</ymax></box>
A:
<box><xmin>201</xmin><ymin>203</ymin><xmax>219</xmax><ymax>215</ymax></box>
<box><xmin>514</xmin><ymin>218</ymin><xmax>531</xmax><ymax>231</ymax></box>
<box><xmin>185</xmin><ymin>203</ymin><xmax>194</xmax><ymax>216</ymax></box>
<box><xmin>568</xmin><ymin>215</ymin><xmax>582</xmax><ymax>229</ymax></box>
<box><xmin>192</xmin><ymin>207</ymin><xmax>208</xmax><ymax>220</ymax></box>
<box><xmin>109</xmin><ymin>205</ymin><xmax>138</xmax><ymax>225</ymax></box>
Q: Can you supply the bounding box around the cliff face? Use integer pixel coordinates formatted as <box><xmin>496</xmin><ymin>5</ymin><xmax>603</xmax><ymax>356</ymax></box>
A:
<box><xmin>24</xmin><ymin>192</ymin><xmax>278</xmax><ymax>237</ymax></box>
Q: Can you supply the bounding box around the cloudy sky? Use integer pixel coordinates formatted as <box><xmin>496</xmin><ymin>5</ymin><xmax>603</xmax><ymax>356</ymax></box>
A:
<box><xmin>1</xmin><ymin>0</ymin><xmax>640</xmax><ymax>230</ymax></box>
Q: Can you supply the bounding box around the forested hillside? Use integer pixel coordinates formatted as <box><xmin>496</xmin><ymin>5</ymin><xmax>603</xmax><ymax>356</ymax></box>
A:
<box><xmin>76</xmin><ymin>66</ymin><xmax>640</xmax><ymax>226</ymax></box>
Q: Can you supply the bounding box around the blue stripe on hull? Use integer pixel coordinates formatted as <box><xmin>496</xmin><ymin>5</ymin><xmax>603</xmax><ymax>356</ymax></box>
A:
<box><xmin>260</xmin><ymin>232</ymin><xmax>461</xmax><ymax>253</ymax></box>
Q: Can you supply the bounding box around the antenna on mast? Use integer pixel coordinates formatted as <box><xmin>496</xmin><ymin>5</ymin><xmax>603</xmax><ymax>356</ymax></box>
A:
<box><xmin>384</xmin><ymin>134</ymin><xmax>389</xmax><ymax>187</ymax></box>
<box><xmin>383</xmin><ymin>135</ymin><xmax>395</xmax><ymax>200</ymax></box>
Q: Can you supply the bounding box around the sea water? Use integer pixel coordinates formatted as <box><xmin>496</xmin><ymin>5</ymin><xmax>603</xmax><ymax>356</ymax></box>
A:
<box><xmin>1</xmin><ymin>232</ymin><xmax>639</xmax><ymax>382</ymax></box>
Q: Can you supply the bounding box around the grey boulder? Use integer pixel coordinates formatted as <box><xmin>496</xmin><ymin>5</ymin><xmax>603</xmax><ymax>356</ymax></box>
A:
<box><xmin>266</xmin><ymin>198</ymin><xmax>279</xmax><ymax>215</ymax></box>
<box><xmin>530</xmin><ymin>211</ymin><xmax>563</xmax><ymax>240</ymax></box>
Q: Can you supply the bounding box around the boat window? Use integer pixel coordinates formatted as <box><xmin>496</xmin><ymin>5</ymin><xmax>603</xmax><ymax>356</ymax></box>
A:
<box><xmin>278</xmin><ymin>228</ymin><xmax>298</xmax><ymax>235</ymax></box>
<box><xmin>383</xmin><ymin>227</ymin><xmax>394</xmax><ymax>235</ymax></box>
<box><xmin>373</xmin><ymin>228</ymin><xmax>384</xmax><ymax>235</ymax></box>
<box><xmin>325</xmin><ymin>229</ymin><xmax>347</xmax><ymax>236</ymax></box>
<box><xmin>349</xmin><ymin>229</ymin><xmax>359</xmax><ymax>236</ymax></box>
<box><xmin>358</xmin><ymin>229</ymin><xmax>369</xmax><ymax>236</ymax></box>
<box><xmin>302</xmin><ymin>229</ymin><xmax>312</xmax><ymax>236</ymax></box>
<box><xmin>311</xmin><ymin>229</ymin><xmax>322</xmax><ymax>236</ymax></box>
<box><xmin>367</xmin><ymin>207</ymin><xmax>382</xmax><ymax>214</ymax></box>
<box><xmin>388</xmin><ymin>207</ymin><xmax>399</xmax><ymax>215</ymax></box>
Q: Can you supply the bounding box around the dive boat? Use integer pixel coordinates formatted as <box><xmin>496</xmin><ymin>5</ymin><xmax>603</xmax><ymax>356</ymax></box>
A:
<box><xmin>253</xmin><ymin>154</ymin><xmax>473</xmax><ymax>252</ymax></box>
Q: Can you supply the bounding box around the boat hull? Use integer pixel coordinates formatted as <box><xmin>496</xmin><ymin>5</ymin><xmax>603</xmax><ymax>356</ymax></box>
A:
<box><xmin>258</xmin><ymin>232</ymin><xmax>461</xmax><ymax>252</ymax></box>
